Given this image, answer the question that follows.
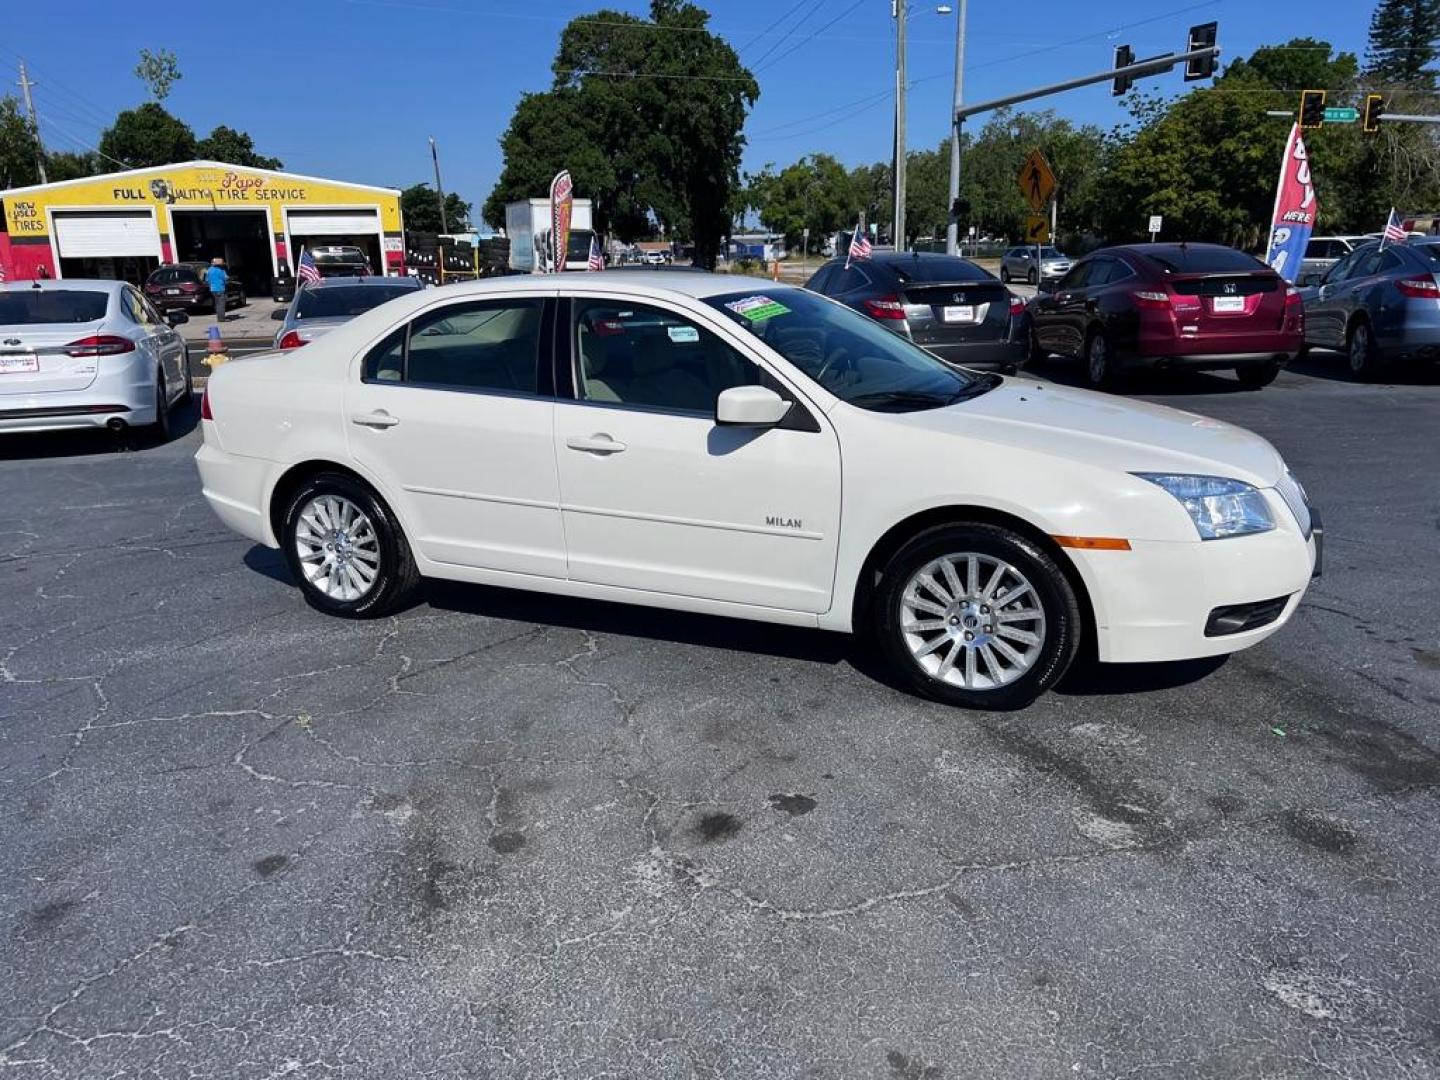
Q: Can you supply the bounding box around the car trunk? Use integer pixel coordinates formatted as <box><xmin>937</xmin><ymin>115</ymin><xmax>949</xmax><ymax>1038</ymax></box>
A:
<box><xmin>0</xmin><ymin>323</ymin><xmax>105</xmax><ymax>395</ymax></box>
<box><xmin>1167</xmin><ymin>273</ymin><xmax>1287</xmax><ymax>334</ymax></box>
<box><xmin>900</xmin><ymin>281</ymin><xmax>1011</xmax><ymax>347</ymax></box>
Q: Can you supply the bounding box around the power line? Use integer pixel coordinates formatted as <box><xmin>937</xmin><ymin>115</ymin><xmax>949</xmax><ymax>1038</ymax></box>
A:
<box><xmin>754</xmin><ymin>0</ymin><xmax>870</xmax><ymax>73</ymax></box>
<box><xmin>32</xmin><ymin>110</ymin><xmax>133</xmax><ymax>171</ymax></box>
<box><xmin>749</xmin><ymin>0</ymin><xmax>828</xmax><ymax>70</ymax></box>
<box><xmin>737</xmin><ymin>0</ymin><xmax>815</xmax><ymax>54</ymax></box>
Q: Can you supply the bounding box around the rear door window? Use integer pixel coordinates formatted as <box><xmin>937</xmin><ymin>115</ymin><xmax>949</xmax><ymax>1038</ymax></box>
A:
<box><xmin>1056</xmin><ymin>262</ymin><xmax>1092</xmax><ymax>290</ymax></box>
<box><xmin>806</xmin><ymin>264</ymin><xmax>836</xmax><ymax>293</ymax></box>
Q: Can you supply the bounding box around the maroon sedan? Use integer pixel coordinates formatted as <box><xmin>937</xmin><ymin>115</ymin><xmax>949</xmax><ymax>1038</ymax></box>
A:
<box><xmin>1023</xmin><ymin>243</ymin><xmax>1304</xmax><ymax>389</ymax></box>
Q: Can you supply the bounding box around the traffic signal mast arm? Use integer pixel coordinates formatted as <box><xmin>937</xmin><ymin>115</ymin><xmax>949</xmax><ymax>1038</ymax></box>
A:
<box><xmin>953</xmin><ymin>44</ymin><xmax>1221</xmax><ymax>122</ymax></box>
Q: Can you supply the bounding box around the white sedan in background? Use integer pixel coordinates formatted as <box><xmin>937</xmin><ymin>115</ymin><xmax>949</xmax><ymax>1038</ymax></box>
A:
<box><xmin>196</xmin><ymin>273</ymin><xmax>1319</xmax><ymax>709</ymax></box>
<box><xmin>1</xmin><ymin>279</ymin><xmax>191</xmax><ymax>438</ymax></box>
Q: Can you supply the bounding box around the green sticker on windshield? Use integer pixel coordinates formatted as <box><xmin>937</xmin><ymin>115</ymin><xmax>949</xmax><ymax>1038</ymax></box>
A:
<box><xmin>725</xmin><ymin>295</ymin><xmax>791</xmax><ymax>322</ymax></box>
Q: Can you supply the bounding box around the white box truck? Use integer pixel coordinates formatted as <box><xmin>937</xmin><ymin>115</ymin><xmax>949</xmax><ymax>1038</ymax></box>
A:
<box><xmin>505</xmin><ymin>198</ymin><xmax>595</xmax><ymax>272</ymax></box>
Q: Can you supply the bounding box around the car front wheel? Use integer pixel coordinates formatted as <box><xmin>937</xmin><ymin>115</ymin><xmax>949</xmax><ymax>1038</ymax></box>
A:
<box><xmin>874</xmin><ymin>523</ymin><xmax>1081</xmax><ymax>710</ymax></box>
<box><xmin>280</xmin><ymin>473</ymin><xmax>421</xmax><ymax>618</ymax></box>
<box><xmin>1000</xmin><ymin>266</ymin><xmax>1010</xmax><ymax>283</ymax></box>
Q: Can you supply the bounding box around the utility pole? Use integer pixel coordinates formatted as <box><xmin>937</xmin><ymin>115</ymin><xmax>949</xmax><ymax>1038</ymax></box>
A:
<box><xmin>428</xmin><ymin>137</ymin><xmax>448</xmax><ymax>234</ymax></box>
<box><xmin>944</xmin><ymin>0</ymin><xmax>967</xmax><ymax>255</ymax></box>
<box><xmin>893</xmin><ymin>0</ymin><xmax>907</xmax><ymax>251</ymax></box>
<box><xmin>17</xmin><ymin>60</ymin><xmax>47</xmax><ymax>185</ymax></box>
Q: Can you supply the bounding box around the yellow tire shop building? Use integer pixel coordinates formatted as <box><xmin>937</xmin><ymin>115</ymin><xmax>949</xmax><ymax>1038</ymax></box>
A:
<box><xmin>0</xmin><ymin>161</ymin><xmax>405</xmax><ymax>294</ymax></box>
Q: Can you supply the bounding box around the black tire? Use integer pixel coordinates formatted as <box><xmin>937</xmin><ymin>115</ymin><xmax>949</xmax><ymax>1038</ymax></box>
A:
<box><xmin>1346</xmin><ymin>320</ymin><xmax>1383</xmax><ymax>381</ymax></box>
<box><xmin>1084</xmin><ymin>329</ymin><xmax>1117</xmax><ymax>389</ymax></box>
<box><xmin>1022</xmin><ymin>318</ymin><xmax>1047</xmax><ymax>366</ymax></box>
<box><xmin>279</xmin><ymin>472</ymin><xmax>420</xmax><ymax>619</ymax></box>
<box><xmin>874</xmin><ymin>523</ymin><xmax>1081</xmax><ymax>710</ymax></box>
<box><xmin>149</xmin><ymin>371</ymin><xmax>172</xmax><ymax>441</ymax></box>
<box><xmin>1000</xmin><ymin>266</ymin><xmax>1010</xmax><ymax>284</ymax></box>
<box><xmin>1027</xmin><ymin>268</ymin><xmax>1037</xmax><ymax>286</ymax></box>
<box><xmin>180</xmin><ymin>349</ymin><xmax>194</xmax><ymax>403</ymax></box>
<box><xmin>1235</xmin><ymin>360</ymin><xmax>1280</xmax><ymax>389</ymax></box>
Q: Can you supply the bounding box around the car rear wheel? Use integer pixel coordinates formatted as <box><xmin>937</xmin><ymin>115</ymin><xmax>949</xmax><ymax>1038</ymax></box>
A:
<box><xmin>1023</xmin><ymin>319</ymin><xmax>1047</xmax><ymax>366</ymax></box>
<box><xmin>1000</xmin><ymin>266</ymin><xmax>1010</xmax><ymax>284</ymax></box>
<box><xmin>148</xmin><ymin>371</ymin><xmax>172</xmax><ymax>441</ymax></box>
<box><xmin>180</xmin><ymin>348</ymin><xmax>194</xmax><ymax>403</ymax></box>
<box><xmin>280</xmin><ymin>473</ymin><xmax>420</xmax><ymax>619</ymax></box>
<box><xmin>1084</xmin><ymin>330</ymin><xmax>1116</xmax><ymax>389</ymax></box>
<box><xmin>1235</xmin><ymin>360</ymin><xmax>1280</xmax><ymax>389</ymax></box>
<box><xmin>1346</xmin><ymin>320</ymin><xmax>1383</xmax><ymax>381</ymax></box>
<box><xmin>874</xmin><ymin>523</ymin><xmax>1081</xmax><ymax>710</ymax></box>
<box><xmin>1027</xmin><ymin>268</ymin><xmax>1037</xmax><ymax>286</ymax></box>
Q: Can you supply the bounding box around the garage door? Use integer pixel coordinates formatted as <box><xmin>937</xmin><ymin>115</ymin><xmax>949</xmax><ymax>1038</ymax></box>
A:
<box><xmin>288</xmin><ymin>209</ymin><xmax>380</xmax><ymax>235</ymax></box>
<box><xmin>53</xmin><ymin>211</ymin><xmax>161</xmax><ymax>258</ymax></box>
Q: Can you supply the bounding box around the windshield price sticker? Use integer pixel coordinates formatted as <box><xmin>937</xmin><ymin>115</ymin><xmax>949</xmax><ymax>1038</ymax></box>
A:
<box><xmin>725</xmin><ymin>295</ymin><xmax>790</xmax><ymax>322</ymax></box>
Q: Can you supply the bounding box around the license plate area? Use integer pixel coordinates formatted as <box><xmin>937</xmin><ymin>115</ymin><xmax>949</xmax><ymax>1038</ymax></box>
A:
<box><xmin>0</xmin><ymin>353</ymin><xmax>40</xmax><ymax>374</ymax></box>
<box><xmin>941</xmin><ymin>305</ymin><xmax>975</xmax><ymax>323</ymax></box>
<box><xmin>165</xmin><ymin>288</ymin><xmax>181</xmax><ymax>295</ymax></box>
<box><xmin>1211</xmin><ymin>296</ymin><xmax>1246</xmax><ymax>313</ymax></box>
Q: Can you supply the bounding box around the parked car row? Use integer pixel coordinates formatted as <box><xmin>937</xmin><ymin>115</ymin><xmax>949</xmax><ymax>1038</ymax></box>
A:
<box><xmin>143</xmin><ymin>262</ymin><xmax>247</xmax><ymax>313</ymax></box>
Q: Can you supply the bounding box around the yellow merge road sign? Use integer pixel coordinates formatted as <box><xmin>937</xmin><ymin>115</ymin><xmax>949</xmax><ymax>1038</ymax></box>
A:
<box><xmin>1018</xmin><ymin>150</ymin><xmax>1056</xmax><ymax>210</ymax></box>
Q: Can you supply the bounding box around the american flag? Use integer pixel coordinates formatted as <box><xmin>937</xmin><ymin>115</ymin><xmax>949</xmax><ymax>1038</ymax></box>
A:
<box><xmin>297</xmin><ymin>248</ymin><xmax>322</xmax><ymax>286</ymax></box>
<box><xmin>587</xmin><ymin>234</ymin><xmax>604</xmax><ymax>271</ymax></box>
<box><xmin>1380</xmin><ymin>208</ymin><xmax>1407</xmax><ymax>249</ymax></box>
<box><xmin>844</xmin><ymin>223</ymin><xmax>872</xmax><ymax>269</ymax></box>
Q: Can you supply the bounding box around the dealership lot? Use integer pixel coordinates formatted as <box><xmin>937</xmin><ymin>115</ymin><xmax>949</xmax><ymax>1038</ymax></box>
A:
<box><xmin>2</xmin><ymin>362</ymin><xmax>1439</xmax><ymax>1078</ymax></box>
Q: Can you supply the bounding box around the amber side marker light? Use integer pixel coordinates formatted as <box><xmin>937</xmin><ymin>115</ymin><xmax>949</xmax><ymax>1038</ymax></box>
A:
<box><xmin>1051</xmin><ymin>535</ymin><xmax>1132</xmax><ymax>551</ymax></box>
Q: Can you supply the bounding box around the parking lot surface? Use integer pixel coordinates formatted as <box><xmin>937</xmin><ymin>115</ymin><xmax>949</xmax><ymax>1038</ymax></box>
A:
<box><xmin>2</xmin><ymin>358</ymin><xmax>1439</xmax><ymax>1078</ymax></box>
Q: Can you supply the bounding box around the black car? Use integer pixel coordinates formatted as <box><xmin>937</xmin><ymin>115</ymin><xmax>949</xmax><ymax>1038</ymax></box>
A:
<box><xmin>310</xmin><ymin>246</ymin><xmax>372</xmax><ymax>278</ymax></box>
<box><xmin>805</xmin><ymin>251</ymin><xmax>1025</xmax><ymax>370</ymax></box>
<box><xmin>143</xmin><ymin>262</ymin><xmax>247</xmax><ymax>312</ymax></box>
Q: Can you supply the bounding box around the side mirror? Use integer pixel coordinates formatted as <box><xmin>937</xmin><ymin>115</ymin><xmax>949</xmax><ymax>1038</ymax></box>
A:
<box><xmin>271</xmin><ymin>308</ymin><xmax>287</xmax><ymax>320</ymax></box>
<box><xmin>716</xmin><ymin>385</ymin><xmax>790</xmax><ymax>427</ymax></box>
<box><xmin>166</xmin><ymin>310</ymin><xmax>188</xmax><ymax>327</ymax></box>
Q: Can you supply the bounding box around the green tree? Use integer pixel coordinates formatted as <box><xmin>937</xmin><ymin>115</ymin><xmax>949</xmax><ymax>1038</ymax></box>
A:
<box><xmin>1365</xmin><ymin>0</ymin><xmax>1440</xmax><ymax>88</ymax></box>
<box><xmin>400</xmin><ymin>183</ymin><xmax>472</xmax><ymax>233</ymax></box>
<box><xmin>487</xmin><ymin>1</ymin><xmax>757</xmax><ymax>265</ymax></box>
<box><xmin>44</xmin><ymin>150</ymin><xmax>98</xmax><ymax>182</ymax></box>
<box><xmin>135</xmin><ymin>47</ymin><xmax>182</xmax><ymax>102</ymax></box>
<box><xmin>195</xmin><ymin>125</ymin><xmax>283</xmax><ymax>169</ymax></box>
<box><xmin>98</xmin><ymin>103</ymin><xmax>196</xmax><ymax>168</ymax></box>
<box><xmin>750</xmin><ymin>154</ymin><xmax>855</xmax><ymax>251</ymax></box>
<box><xmin>0</xmin><ymin>95</ymin><xmax>42</xmax><ymax>189</ymax></box>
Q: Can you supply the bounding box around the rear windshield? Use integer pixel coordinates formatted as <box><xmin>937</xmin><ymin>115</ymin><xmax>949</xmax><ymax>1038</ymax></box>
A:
<box><xmin>295</xmin><ymin>284</ymin><xmax>416</xmax><ymax>319</ymax></box>
<box><xmin>0</xmin><ymin>290</ymin><xmax>109</xmax><ymax>325</ymax></box>
<box><xmin>1414</xmin><ymin>242</ymin><xmax>1440</xmax><ymax>266</ymax></box>
<box><xmin>1146</xmin><ymin>247</ymin><xmax>1268</xmax><ymax>274</ymax></box>
<box><xmin>314</xmin><ymin>249</ymin><xmax>364</xmax><ymax>264</ymax></box>
<box><xmin>889</xmin><ymin>256</ymin><xmax>992</xmax><ymax>284</ymax></box>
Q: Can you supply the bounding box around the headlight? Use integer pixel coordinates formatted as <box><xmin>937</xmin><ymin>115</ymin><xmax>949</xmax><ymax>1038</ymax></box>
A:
<box><xmin>1274</xmin><ymin>469</ymin><xmax>1312</xmax><ymax>538</ymax></box>
<box><xmin>1134</xmin><ymin>473</ymin><xmax>1275</xmax><ymax>540</ymax></box>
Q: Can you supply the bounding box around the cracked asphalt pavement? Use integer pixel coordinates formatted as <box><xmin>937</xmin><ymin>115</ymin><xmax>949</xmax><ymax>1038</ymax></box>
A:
<box><xmin>3</xmin><ymin>357</ymin><xmax>1439</xmax><ymax>1079</ymax></box>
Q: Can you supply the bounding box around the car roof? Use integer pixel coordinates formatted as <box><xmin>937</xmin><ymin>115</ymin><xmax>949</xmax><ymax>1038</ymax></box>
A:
<box><xmin>403</xmin><ymin>271</ymin><xmax>796</xmax><ymax>301</ymax></box>
<box><xmin>303</xmin><ymin>275</ymin><xmax>422</xmax><ymax>288</ymax></box>
<box><xmin>0</xmin><ymin>279</ymin><xmax>125</xmax><ymax>295</ymax></box>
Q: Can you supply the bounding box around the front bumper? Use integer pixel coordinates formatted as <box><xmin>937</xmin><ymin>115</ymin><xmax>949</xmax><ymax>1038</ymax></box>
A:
<box><xmin>1067</xmin><ymin>496</ymin><xmax>1317</xmax><ymax>663</ymax></box>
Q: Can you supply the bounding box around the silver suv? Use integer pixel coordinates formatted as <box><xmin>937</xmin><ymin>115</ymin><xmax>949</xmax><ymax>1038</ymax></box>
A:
<box><xmin>1000</xmin><ymin>246</ymin><xmax>1072</xmax><ymax>285</ymax></box>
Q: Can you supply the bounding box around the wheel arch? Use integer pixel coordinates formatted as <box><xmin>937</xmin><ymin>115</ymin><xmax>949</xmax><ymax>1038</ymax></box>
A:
<box><xmin>267</xmin><ymin>459</ymin><xmax>396</xmax><ymax>547</ymax></box>
<box><xmin>850</xmin><ymin>504</ymin><xmax>1098</xmax><ymax>657</ymax></box>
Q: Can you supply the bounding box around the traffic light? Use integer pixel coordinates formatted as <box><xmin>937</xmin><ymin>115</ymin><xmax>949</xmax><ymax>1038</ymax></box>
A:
<box><xmin>1112</xmin><ymin>45</ymin><xmax>1135</xmax><ymax>96</ymax></box>
<box><xmin>1299</xmin><ymin>89</ymin><xmax>1326</xmax><ymax>130</ymax></box>
<box><xmin>1185</xmin><ymin>22</ymin><xmax>1218</xmax><ymax>80</ymax></box>
<box><xmin>1363</xmin><ymin>93</ymin><xmax>1386</xmax><ymax>133</ymax></box>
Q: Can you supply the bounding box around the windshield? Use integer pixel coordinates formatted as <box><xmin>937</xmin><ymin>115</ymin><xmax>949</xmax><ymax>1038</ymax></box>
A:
<box><xmin>0</xmin><ymin>290</ymin><xmax>109</xmax><ymax>325</ymax></box>
<box><xmin>295</xmin><ymin>284</ymin><xmax>416</xmax><ymax>319</ymax></box>
<box><xmin>704</xmin><ymin>289</ymin><xmax>986</xmax><ymax>411</ymax></box>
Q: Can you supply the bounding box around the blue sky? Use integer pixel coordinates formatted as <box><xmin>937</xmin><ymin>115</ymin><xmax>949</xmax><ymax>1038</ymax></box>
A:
<box><xmin>12</xmin><ymin>0</ymin><xmax>1372</xmax><ymax>212</ymax></box>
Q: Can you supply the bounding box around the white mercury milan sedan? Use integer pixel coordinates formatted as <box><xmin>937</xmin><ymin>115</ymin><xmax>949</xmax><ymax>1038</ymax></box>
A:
<box><xmin>196</xmin><ymin>272</ymin><xmax>1320</xmax><ymax>709</ymax></box>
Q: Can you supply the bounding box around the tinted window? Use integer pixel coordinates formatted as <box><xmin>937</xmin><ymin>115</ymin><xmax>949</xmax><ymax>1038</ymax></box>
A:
<box><xmin>0</xmin><ymin>290</ymin><xmax>110</xmax><ymax>325</ymax></box>
<box><xmin>1413</xmin><ymin>242</ymin><xmax>1440</xmax><ymax>267</ymax></box>
<box><xmin>889</xmin><ymin>256</ymin><xmax>991</xmax><ymax>284</ymax></box>
<box><xmin>833</xmin><ymin>265</ymin><xmax>872</xmax><ymax>293</ymax></box>
<box><xmin>296</xmin><ymin>283</ymin><xmax>418</xmax><ymax>319</ymax></box>
<box><xmin>1056</xmin><ymin>262</ymin><xmax>1092</xmax><ymax>289</ymax></box>
<box><xmin>403</xmin><ymin>300</ymin><xmax>542</xmax><ymax>392</ymax></box>
<box><xmin>1357</xmin><ymin>249</ymin><xmax>1402</xmax><ymax>276</ymax></box>
<box><xmin>1327</xmin><ymin>246</ymin><xmax>1374</xmax><ymax>282</ymax></box>
<box><xmin>705</xmin><ymin>289</ymin><xmax>979</xmax><ymax>410</ymax></box>
<box><xmin>1146</xmin><ymin>247</ymin><xmax>1267</xmax><ymax>274</ymax></box>
<box><xmin>363</xmin><ymin>327</ymin><xmax>406</xmax><ymax>383</ymax></box>
<box><xmin>806</xmin><ymin>264</ymin><xmax>836</xmax><ymax>293</ymax></box>
<box><xmin>575</xmin><ymin>300</ymin><xmax>760</xmax><ymax>413</ymax></box>
<box><xmin>1304</xmin><ymin>240</ymin><xmax>1339</xmax><ymax>259</ymax></box>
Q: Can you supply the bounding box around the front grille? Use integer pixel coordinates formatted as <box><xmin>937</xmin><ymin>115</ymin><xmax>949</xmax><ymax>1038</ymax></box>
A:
<box><xmin>1205</xmin><ymin>596</ymin><xmax>1290</xmax><ymax>637</ymax></box>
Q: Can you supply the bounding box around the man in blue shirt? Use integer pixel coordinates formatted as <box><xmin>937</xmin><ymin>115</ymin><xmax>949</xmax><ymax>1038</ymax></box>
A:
<box><xmin>206</xmin><ymin>258</ymin><xmax>228</xmax><ymax>322</ymax></box>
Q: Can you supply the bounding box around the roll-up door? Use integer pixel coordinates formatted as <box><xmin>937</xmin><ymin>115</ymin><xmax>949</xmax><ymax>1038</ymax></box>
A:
<box><xmin>53</xmin><ymin>211</ymin><xmax>161</xmax><ymax>258</ymax></box>
<box><xmin>287</xmin><ymin>209</ymin><xmax>380</xmax><ymax>235</ymax></box>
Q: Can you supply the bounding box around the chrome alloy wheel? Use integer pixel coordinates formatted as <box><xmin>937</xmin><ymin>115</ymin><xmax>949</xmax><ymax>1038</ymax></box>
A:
<box><xmin>899</xmin><ymin>553</ymin><xmax>1048</xmax><ymax>691</ymax></box>
<box><xmin>293</xmin><ymin>494</ymin><xmax>381</xmax><ymax>602</ymax></box>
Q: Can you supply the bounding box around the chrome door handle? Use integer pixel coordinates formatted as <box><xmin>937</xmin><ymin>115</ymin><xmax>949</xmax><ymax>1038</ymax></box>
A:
<box><xmin>566</xmin><ymin>434</ymin><xmax>627</xmax><ymax>455</ymax></box>
<box><xmin>352</xmin><ymin>410</ymin><xmax>399</xmax><ymax>429</ymax></box>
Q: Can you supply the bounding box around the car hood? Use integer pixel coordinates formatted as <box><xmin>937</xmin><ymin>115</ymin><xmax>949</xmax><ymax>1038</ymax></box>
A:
<box><xmin>892</xmin><ymin>378</ymin><xmax>1286</xmax><ymax>487</ymax></box>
